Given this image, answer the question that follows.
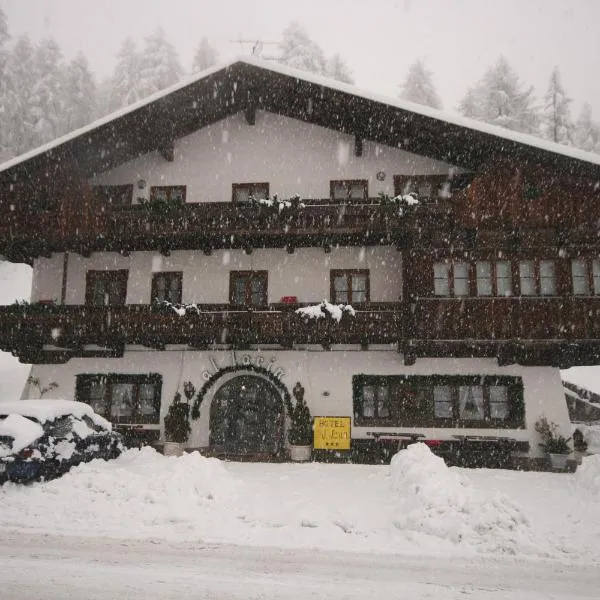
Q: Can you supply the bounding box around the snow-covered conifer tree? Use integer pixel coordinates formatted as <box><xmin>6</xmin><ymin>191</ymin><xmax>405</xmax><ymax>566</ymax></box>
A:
<box><xmin>542</xmin><ymin>67</ymin><xmax>573</xmax><ymax>144</ymax></box>
<box><xmin>458</xmin><ymin>57</ymin><xmax>539</xmax><ymax>134</ymax></box>
<box><xmin>109</xmin><ymin>37</ymin><xmax>144</xmax><ymax>110</ymax></box>
<box><xmin>29</xmin><ymin>38</ymin><xmax>66</xmax><ymax>144</ymax></box>
<box><xmin>63</xmin><ymin>52</ymin><xmax>96</xmax><ymax>133</ymax></box>
<box><xmin>0</xmin><ymin>7</ymin><xmax>10</xmax><ymax>157</ymax></box>
<box><xmin>325</xmin><ymin>53</ymin><xmax>354</xmax><ymax>84</ymax></box>
<box><xmin>138</xmin><ymin>27</ymin><xmax>184</xmax><ymax>98</ymax></box>
<box><xmin>277</xmin><ymin>22</ymin><xmax>326</xmax><ymax>75</ymax></box>
<box><xmin>192</xmin><ymin>37</ymin><xmax>218</xmax><ymax>73</ymax></box>
<box><xmin>399</xmin><ymin>60</ymin><xmax>442</xmax><ymax>109</ymax></box>
<box><xmin>2</xmin><ymin>35</ymin><xmax>37</xmax><ymax>155</ymax></box>
<box><xmin>573</xmin><ymin>103</ymin><xmax>600</xmax><ymax>153</ymax></box>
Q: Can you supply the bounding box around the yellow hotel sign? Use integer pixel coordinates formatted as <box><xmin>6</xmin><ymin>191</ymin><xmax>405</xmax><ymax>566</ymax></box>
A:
<box><xmin>313</xmin><ymin>416</ymin><xmax>351</xmax><ymax>450</ymax></box>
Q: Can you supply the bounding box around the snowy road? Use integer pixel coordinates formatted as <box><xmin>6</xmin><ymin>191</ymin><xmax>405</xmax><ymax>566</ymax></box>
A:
<box><xmin>0</xmin><ymin>531</ymin><xmax>598</xmax><ymax>600</ymax></box>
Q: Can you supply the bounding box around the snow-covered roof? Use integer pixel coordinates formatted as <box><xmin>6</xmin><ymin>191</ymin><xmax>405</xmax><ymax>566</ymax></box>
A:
<box><xmin>0</xmin><ymin>399</ymin><xmax>111</xmax><ymax>430</ymax></box>
<box><xmin>2</xmin><ymin>57</ymin><xmax>600</xmax><ymax>178</ymax></box>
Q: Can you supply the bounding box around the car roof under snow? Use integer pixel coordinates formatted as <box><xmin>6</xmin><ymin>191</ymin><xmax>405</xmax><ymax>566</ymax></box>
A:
<box><xmin>0</xmin><ymin>399</ymin><xmax>112</xmax><ymax>430</ymax></box>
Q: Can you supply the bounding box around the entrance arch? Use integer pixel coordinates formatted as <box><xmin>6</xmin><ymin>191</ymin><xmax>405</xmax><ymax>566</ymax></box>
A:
<box><xmin>209</xmin><ymin>373</ymin><xmax>285</xmax><ymax>456</ymax></box>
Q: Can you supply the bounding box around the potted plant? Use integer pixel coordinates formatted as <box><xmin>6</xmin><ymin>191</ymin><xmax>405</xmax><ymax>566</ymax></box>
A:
<box><xmin>534</xmin><ymin>416</ymin><xmax>571</xmax><ymax>470</ymax></box>
<box><xmin>163</xmin><ymin>391</ymin><xmax>191</xmax><ymax>456</ymax></box>
<box><xmin>288</xmin><ymin>382</ymin><xmax>313</xmax><ymax>462</ymax></box>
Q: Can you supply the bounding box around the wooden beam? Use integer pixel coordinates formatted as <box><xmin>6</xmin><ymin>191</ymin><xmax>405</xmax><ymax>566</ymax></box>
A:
<box><xmin>158</xmin><ymin>141</ymin><xmax>174</xmax><ymax>162</ymax></box>
<box><xmin>245</xmin><ymin>103</ymin><xmax>256</xmax><ymax>125</ymax></box>
<box><xmin>354</xmin><ymin>133</ymin><xmax>363</xmax><ymax>157</ymax></box>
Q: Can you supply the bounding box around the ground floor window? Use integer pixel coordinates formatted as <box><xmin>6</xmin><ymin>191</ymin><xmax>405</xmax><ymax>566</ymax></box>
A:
<box><xmin>353</xmin><ymin>374</ymin><xmax>524</xmax><ymax>428</ymax></box>
<box><xmin>75</xmin><ymin>373</ymin><xmax>162</xmax><ymax>424</ymax></box>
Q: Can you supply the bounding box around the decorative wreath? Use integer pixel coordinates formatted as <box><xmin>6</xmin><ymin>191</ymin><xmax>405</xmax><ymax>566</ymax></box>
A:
<box><xmin>191</xmin><ymin>364</ymin><xmax>293</xmax><ymax>420</ymax></box>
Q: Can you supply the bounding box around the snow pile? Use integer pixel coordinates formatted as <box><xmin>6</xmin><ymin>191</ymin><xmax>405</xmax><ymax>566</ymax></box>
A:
<box><xmin>576</xmin><ymin>424</ymin><xmax>600</xmax><ymax>454</ymax></box>
<box><xmin>0</xmin><ymin>414</ymin><xmax>44</xmax><ymax>457</ymax></box>
<box><xmin>296</xmin><ymin>300</ymin><xmax>355</xmax><ymax>322</ymax></box>
<box><xmin>389</xmin><ymin>444</ymin><xmax>533</xmax><ymax>554</ymax></box>
<box><xmin>573</xmin><ymin>454</ymin><xmax>600</xmax><ymax>497</ymax></box>
<box><xmin>0</xmin><ymin>399</ymin><xmax>112</xmax><ymax>430</ymax></box>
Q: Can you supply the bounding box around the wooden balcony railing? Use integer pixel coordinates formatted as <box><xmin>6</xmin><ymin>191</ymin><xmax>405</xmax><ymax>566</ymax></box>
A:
<box><xmin>0</xmin><ymin>303</ymin><xmax>405</xmax><ymax>362</ymax></box>
<box><xmin>0</xmin><ymin>199</ymin><xmax>452</xmax><ymax>259</ymax></box>
<box><xmin>2</xmin><ymin>297</ymin><xmax>600</xmax><ymax>366</ymax></box>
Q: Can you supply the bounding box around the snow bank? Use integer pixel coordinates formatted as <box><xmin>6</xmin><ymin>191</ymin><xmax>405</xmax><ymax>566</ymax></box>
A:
<box><xmin>573</xmin><ymin>454</ymin><xmax>600</xmax><ymax>497</ymax></box>
<box><xmin>0</xmin><ymin>414</ymin><xmax>44</xmax><ymax>457</ymax></box>
<box><xmin>390</xmin><ymin>443</ymin><xmax>533</xmax><ymax>554</ymax></box>
<box><xmin>0</xmin><ymin>399</ymin><xmax>111</xmax><ymax>430</ymax></box>
<box><xmin>576</xmin><ymin>424</ymin><xmax>600</xmax><ymax>454</ymax></box>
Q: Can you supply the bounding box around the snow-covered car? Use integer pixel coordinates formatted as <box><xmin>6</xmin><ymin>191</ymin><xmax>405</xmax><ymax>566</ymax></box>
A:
<box><xmin>0</xmin><ymin>400</ymin><xmax>123</xmax><ymax>484</ymax></box>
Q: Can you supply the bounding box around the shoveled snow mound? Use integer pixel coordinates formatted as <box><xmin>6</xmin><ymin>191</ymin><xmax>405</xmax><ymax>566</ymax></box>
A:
<box><xmin>576</xmin><ymin>424</ymin><xmax>600</xmax><ymax>454</ymax></box>
<box><xmin>0</xmin><ymin>448</ymin><xmax>239</xmax><ymax>538</ymax></box>
<box><xmin>390</xmin><ymin>443</ymin><xmax>534</xmax><ymax>555</ymax></box>
<box><xmin>574</xmin><ymin>454</ymin><xmax>600</xmax><ymax>497</ymax></box>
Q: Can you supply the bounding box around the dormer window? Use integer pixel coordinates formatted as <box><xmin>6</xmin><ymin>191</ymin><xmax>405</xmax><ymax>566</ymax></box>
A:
<box><xmin>150</xmin><ymin>185</ymin><xmax>186</xmax><ymax>203</ymax></box>
<box><xmin>330</xmin><ymin>179</ymin><xmax>368</xmax><ymax>202</ymax></box>
<box><xmin>232</xmin><ymin>182</ymin><xmax>269</xmax><ymax>203</ymax></box>
<box><xmin>93</xmin><ymin>184</ymin><xmax>133</xmax><ymax>207</ymax></box>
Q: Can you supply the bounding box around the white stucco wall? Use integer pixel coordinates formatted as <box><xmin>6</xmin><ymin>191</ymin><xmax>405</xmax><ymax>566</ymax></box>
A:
<box><xmin>26</xmin><ymin>351</ymin><xmax>571</xmax><ymax>458</ymax></box>
<box><xmin>40</xmin><ymin>246</ymin><xmax>402</xmax><ymax>305</ymax></box>
<box><xmin>92</xmin><ymin>110</ymin><xmax>459</xmax><ymax>202</ymax></box>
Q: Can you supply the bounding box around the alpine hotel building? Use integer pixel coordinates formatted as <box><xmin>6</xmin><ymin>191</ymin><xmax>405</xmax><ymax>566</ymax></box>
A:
<box><xmin>1</xmin><ymin>58</ymin><xmax>599</xmax><ymax>465</ymax></box>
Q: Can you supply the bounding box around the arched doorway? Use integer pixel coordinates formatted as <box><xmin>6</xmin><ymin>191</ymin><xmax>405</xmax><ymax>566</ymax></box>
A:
<box><xmin>209</xmin><ymin>374</ymin><xmax>285</xmax><ymax>456</ymax></box>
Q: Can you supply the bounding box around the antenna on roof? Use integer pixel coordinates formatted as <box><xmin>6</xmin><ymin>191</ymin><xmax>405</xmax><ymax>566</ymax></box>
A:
<box><xmin>231</xmin><ymin>38</ymin><xmax>280</xmax><ymax>60</ymax></box>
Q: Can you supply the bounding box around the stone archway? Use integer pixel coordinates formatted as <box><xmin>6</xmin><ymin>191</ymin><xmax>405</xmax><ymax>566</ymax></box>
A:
<box><xmin>209</xmin><ymin>373</ymin><xmax>285</xmax><ymax>456</ymax></box>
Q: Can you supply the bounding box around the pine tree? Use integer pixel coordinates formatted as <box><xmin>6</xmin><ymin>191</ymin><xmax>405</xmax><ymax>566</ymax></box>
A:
<box><xmin>399</xmin><ymin>60</ymin><xmax>442</xmax><ymax>109</ymax></box>
<box><xmin>29</xmin><ymin>38</ymin><xmax>66</xmax><ymax>144</ymax></box>
<box><xmin>192</xmin><ymin>37</ymin><xmax>218</xmax><ymax>73</ymax></box>
<box><xmin>277</xmin><ymin>21</ymin><xmax>326</xmax><ymax>75</ymax></box>
<box><xmin>573</xmin><ymin>103</ymin><xmax>600</xmax><ymax>153</ymax></box>
<box><xmin>458</xmin><ymin>56</ymin><xmax>539</xmax><ymax>134</ymax></box>
<box><xmin>325</xmin><ymin>53</ymin><xmax>354</xmax><ymax>84</ymax></box>
<box><xmin>138</xmin><ymin>27</ymin><xmax>184</xmax><ymax>98</ymax></box>
<box><xmin>542</xmin><ymin>67</ymin><xmax>573</xmax><ymax>144</ymax></box>
<box><xmin>0</xmin><ymin>7</ymin><xmax>10</xmax><ymax>157</ymax></box>
<box><xmin>3</xmin><ymin>35</ymin><xmax>37</xmax><ymax>155</ymax></box>
<box><xmin>109</xmin><ymin>37</ymin><xmax>144</xmax><ymax>110</ymax></box>
<box><xmin>63</xmin><ymin>52</ymin><xmax>96</xmax><ymax>133</ymax></box>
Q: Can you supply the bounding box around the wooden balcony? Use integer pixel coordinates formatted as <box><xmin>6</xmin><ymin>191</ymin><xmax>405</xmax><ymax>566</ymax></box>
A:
<box><xmin>0</xmin><ymin>303</ymin><xmax>404</xmax><ymax>363</ymax></box>
<box><xmin>0</xmin><ymin>199</ymin><xmax>443</xmax><ymax>261</ymax></box>
<box><xmin>2</xmin><ymin>298</ymin><xmax>600</xmax><ymax>367</ymax></box>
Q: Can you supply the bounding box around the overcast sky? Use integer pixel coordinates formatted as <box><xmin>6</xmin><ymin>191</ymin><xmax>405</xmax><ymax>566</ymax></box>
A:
<box><xmin>2</xmin><ymin>0</ymin><xmax>600</xmax><ymax>117</ymax></box>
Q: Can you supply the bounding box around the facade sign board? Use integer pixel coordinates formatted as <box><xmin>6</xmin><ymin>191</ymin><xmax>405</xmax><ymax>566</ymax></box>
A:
<box><xmin>313</xmin><ymin>416</ymin><xmax>351</xmax><ymax>450</ymax></box>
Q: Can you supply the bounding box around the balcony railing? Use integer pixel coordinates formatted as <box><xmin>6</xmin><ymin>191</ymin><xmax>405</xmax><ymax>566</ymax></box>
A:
<box><xmin>2</xmin><ymin>297</ymin><xmax>600</xmax><ymax>366</ymax></box>
<box><xmin>0</xmin><ymin>198</ymin><xmax>451</xmax><ymax>259</ymax></box>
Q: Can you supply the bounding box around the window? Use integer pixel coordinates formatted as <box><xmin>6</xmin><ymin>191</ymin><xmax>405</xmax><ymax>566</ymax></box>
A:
<box><xmin>151</xmin><ymin>272</ymin><xmax>182</xmax><ymax>304</ymax></box>
<box><xmin>92</xmin><ymin>184</ymin><xmax>133</xmax><ymax>207</ymax></box>
<box><xmin>539</xmin><ymin>260</ymin><xmax>556</xmax><ymax>296</ymax></box>
<box><xmin>476</xmin><ymin>261</ymin><xmax>492</xmax><ymax>296</ymax></box>
<box><xmin>331</xmin><ymin>270</ymin><xmax>369</xmax><ymax>304</ymax></box>
<box><xmin>85</xmin><ymin>270</ymin><xmax>128</xmax><ymax>306</ymax></box>
<box><xmin>330</xmin><ymin>179</ymin><xmax>368</xmax><ymax>201</ymax></box>
<box><xmin>353</xmin><ymin>374</ymin><xmax>524</xmax><ymax>428</ymax></box>
<box><xmin>570</xmin><ymin>258</ymin><xmax>600</xmax><ymax>295</ymax></box>
<box><xmin>75</xmin><ymin>374</ymin><xmax>162</xmax><ymax>425</ymax></box>
<box><xmin>433</xmin><ymin>261</ymin><xmax>469</xmax><ymax>296</ymax></box>
<box><xmin>232</xmin><ymin>182</ymin><xmax>269</xmax><ymax>203</ymax></box>
<box><xmin>229</xmin><ymin>271</ymin><xmax>268</xmax><ymax>306</ymax></box>
<box><xmin>519</xmin><ymin>259</ymin><xmax>556</xmax><ymax>296</ymax></box>
<box><xmin>149</xmin><ymin>185</ymin><xmax>186</xmax><ymax>203</ymax></box>
<box><xmin>496</xmin><ymin>260</ymin><xmax>512</xmax><ymax>297</ymax></box>
<box><xmin>393</xmin><ymin>174</ymin><xmax>453</xmax><ymax>203</ymax></box>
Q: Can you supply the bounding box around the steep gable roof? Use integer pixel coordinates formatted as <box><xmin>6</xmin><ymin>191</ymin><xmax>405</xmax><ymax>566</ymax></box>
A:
<box><xmin>2</xmin><ymin>56</ymin><xmax>600</xmax><ymax>184</ymax></box>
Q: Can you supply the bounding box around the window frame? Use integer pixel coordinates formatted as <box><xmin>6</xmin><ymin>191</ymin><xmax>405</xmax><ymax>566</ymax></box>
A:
<box><xmin>330</xmin><ymin>269</ymin><xmax>370</xmax><ymax>305</ymax></box>
<box><xmin>433</xmin><ymin>261</ymin><xmax>471</xmax><ymax>297</ymax></box>
<box><xmin>571</xmin><ymin>258</ymin><xmax>600</xmax><ymax>296</ymax></box>
<box><xmin>393</xmin><ymin>174</ymin><xmax>450</xmax><ymax>204</ymax></box>
<box><xmin>329</xmin><ymin>179</ymin><xmax>368</xmax><ymax>202</ymax></box>
<box><xmin>353</xmin><ymin>374</ymin><xmax>524</xmax><ymax>429</ymax></box>
<box><xmin>231</xmin><ymin>182</ymin><xmax>270</xmax><ymax>204</ymax></box>
<box><xmin>151</xmin><ymin>271</ymin><xmax>183</xmax><ymax>304</ymax></box>
<box><xmin>92</xmin><ymin>184</ymin><xmax>134</xmax><ymax>207</ymax></box>
<box><xmin>75</xmin><ymin>373</ymin><xmax>162</xmax><ymax>425</ymax></box>
<box><xmin>229</xmin><ymin>270</ymin><xmax>269</xmax><ymax>307</ymax></box>
<box><xmin>85</xmin><ymin>270</ymin><xmax>129</xmax><ymax>306</ymax></box>
<box><xmin>518</xmin><ymin>259</ymin><xmax>557</xmax><ymax>296</ymax></box>
<box><xmin>149</xmin><ymin>185</ymin><xmax>186</xmax><ymax>203</ymax></box>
